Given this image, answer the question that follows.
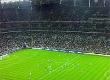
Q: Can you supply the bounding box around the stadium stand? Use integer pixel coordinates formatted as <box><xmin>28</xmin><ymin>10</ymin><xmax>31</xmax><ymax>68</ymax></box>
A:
<box><xmin>0</xmin><ymin>0</ymin><xmax>110</xmax><ymax>55</ymax></box>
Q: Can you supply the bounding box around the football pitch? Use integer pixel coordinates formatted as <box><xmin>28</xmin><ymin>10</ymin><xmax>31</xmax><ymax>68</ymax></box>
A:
<box><xmin>0</xmin><ymin>49</ymin><xmax>110</xmax><ymax>80</ymax></box>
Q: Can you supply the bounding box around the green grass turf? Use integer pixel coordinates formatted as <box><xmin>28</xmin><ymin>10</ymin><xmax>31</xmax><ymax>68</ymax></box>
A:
<box><xmin>0</xmin><ymin>49</ymin><xmax>110</xmax><ymax>80</ymax></box>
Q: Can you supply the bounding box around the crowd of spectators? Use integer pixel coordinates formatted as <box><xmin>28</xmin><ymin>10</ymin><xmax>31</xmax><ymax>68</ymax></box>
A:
<box><xmin>0</xmin><ymin>1</ymin><xmax>110</xmax><ymax>56</ymax></box>
<box><xmin>0</xmin><ymin>30</ymin><xmax>110</xmax><ymax>56</ymax></box>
